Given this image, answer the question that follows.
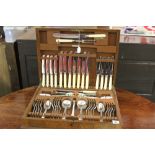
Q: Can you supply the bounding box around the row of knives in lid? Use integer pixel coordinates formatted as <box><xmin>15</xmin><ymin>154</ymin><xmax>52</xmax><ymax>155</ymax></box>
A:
<box><xmin>41</xmin><ymin>51</ymin><xmax>90</xmax><ymax>89</ymax></box>
<box><xmin>41</xmin><ymin>51</ymin><xmax>115</xmax><ymax>90</ymax></box>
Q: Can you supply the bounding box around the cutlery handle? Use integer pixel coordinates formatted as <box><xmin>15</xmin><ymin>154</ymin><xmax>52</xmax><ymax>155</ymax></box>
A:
<box><xmin>71</xmin><ymin>101</ymin><xmax>76</xmax><ymax>116</ymax></box>
<box><xmin>42</xmin><ymin>109</ymin><xmax>47</xmax><ymax>118</ymax></box>
<box><xmin>85</xmin><ymin>74</ymin><xmax>89</xmax><ymax>89</ymax></box>
<box><xmin>81</xmin><ymin>74</ymin><xmax>85</xmax><ymax>89</ymax></box>
<box><xmin>104</xmin><ymin>75</ymin><xmax>108</xmax><ymax>90</ymax></box>
<box><xmin>100</xmin><ymin>75</ymin><xmax>104</xmax><ymax>89</ymax></box>
<box><xmin>72</xmin><ymin>73</ymin><xmax>76</xmax><ymax>88</ymax></box>
<box><xmin>59</xmin><ymin>73</ymin><xmax>63</xmax><ymax>88</ymax></box>
<box><xmin>100</xmin><ymin>111</ymin><xmax>103</xmax><ymax>122</ymax></box>
<box><xmin>68</xmin><ymin>73</ymin><xmax>71</xmax><ymax>88</ymax></box>
<box><xmin>54</xmin><ymin>74</ymin><xmax>57</xmax><ymax>87</ymax></box>
<box><xmin>62</xmin><ymin>108</ymin><xmax>67</xmax><ymax>120</ymax></box>
<box><xmin>108</xmin><ymin>75</ymin><xmax>113</xmax><ymax>90</ymax></box>
<box><xmin>77</xmin><ymin>74</ymin><xmax>80</xmax><ymax>88</ymax></box>
<box><xmin>95</xmin><ymin>74</ymin><xmax>99</xmax><ymax>89</ymax></box>
<box><xmin>50</xmin><ymin>74</ymin><xmax>53</xmax><ymax>87</ymax></box>
<box><xmin>64</xmin><ymin>73</ymin><xmax>67</xmax><ymax>88</ymax></box>
<box><xmin>79</xmin><ymin>108</ymin><xmax>83</xmax><ymax>121</ymax></box>
<box><xmin>42</xmin><ymin>74</ymin><xmax>45</xmax><ymax>87</ymax></box>
<box><xmin>46</xmin><ymin>74</ymin><xmax>49</xmax><ymax>87</ymax></box>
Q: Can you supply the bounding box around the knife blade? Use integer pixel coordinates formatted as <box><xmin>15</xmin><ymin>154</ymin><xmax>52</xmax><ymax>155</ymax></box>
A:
<box><xmin>41</xmin><ymin>55</ymin><xmax>45</xmax><ymax>87</ymax></box>
<box><xmin>77</xmin><ymin>57</ymin><xmax>81</xmax><ymax>88</ymax></box>
<box><xmin>54</xmin><ymin>55</ymin><xmax>58</xmax><ymax>88</ymax></box>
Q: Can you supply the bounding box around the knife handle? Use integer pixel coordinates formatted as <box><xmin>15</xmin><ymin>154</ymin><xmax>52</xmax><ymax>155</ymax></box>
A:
<box><xmin>81</xmin><ymin>74</ymin><xmax>85</xmax><ymax>89</ymax></box>
<box><xmin>64</xmin><ymin>73</ymin><xmax>67</xmax><ymax>88</ymax></box>
<box><xmin>42</xmin><ymin>74</ymin><xmax>45</xmax><ymax>87</ymax></box>
<box><xmin>77</xmin><ymin>74</ymin><xmax>80</xmax><ymax>88</ymax></box>
<box><xmin>71</xmin><ymin>100</ymin><xmax>76</xmax><ymax>116</ymax></box>
<box><xmin>95</xmin><ymin>74</ymin><xmax>99</xmax><ymax>89</ymax></box>
<box><xmin>104</xmin><ymin>75</ymin><xmax>108</xmax><ymax>90</ymax></box>
<box><xmin>85</xmin><ymin>74</ymin><xmax>89</xmax><ymax>89</ymax></box>
<box><xmin>68</xmin><ymin>74</ymin><xmax>71</xmax><ymax>88</ymax></box>
<box><xmin>59</xmin><ymin>73</ymin><xmax>63</xmax><ymax>88</ymax></box>
<box><xmin>46</xmin><ymin>74</ymin><xmax>49</xmax><ymax>87</ymax></box>
<box><xmin>73</xmin><ymin>74</ymin><xmax>76</xmax><ymax>88</ymax></box>
<box><xmin>54</xmin><ymin>74</ymin><xmax>57</xmax><ymax>88</ymax></box>
<box><xmin>108</xmin><ymin>75</ymin><xmax>113</xmax><ymax>90</ymax></box>
<box><xmin>50</xmin><ymin>74</ymin><xmax>53</xmax><ymax>87</ymax></box>
<box><xmin>100</xmin><ymin>75</ymin><xmax>104</xmax><ymax>89</ymax></box>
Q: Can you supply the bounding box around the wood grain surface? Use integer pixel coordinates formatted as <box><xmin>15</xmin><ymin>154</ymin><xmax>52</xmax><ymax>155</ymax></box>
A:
<box><xmin>0</xmin><ymin>87</ymin><xmax>155</xmax><ymax>129</ymax></box>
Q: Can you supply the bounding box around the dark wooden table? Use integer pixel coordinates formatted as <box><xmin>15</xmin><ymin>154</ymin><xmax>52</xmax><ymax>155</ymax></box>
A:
<box><xmin>0</xmin><ymin>86</ymin><xmax>155</xmax><ymax>129</ymax></box>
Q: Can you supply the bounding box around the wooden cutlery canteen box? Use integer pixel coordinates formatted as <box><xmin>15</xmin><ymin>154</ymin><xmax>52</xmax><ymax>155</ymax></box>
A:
<box><xmin>22</xmin><ymin>27</ymin><xmax>122</xmax><ymax>128</ymax></box>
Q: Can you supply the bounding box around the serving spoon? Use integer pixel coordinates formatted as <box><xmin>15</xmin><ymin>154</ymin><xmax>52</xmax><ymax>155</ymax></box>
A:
<box><xmin>62</xmin><ymin>99</ymin><xmax>72</xmax><ymax>120</ymax></box>
<box><xmin>97</xmin><ymin>102</ymin><xmax>105</xmax><ymax>122</ymax></box>
<box><xmin>41</xmin><ymin>100</ymin><xmax>52</xmax><ymax>118</ymax></box>
<box><xmin>77</xmin><ymin>99</ymin><xmax>87</xmax><ymax>121</ymax></box>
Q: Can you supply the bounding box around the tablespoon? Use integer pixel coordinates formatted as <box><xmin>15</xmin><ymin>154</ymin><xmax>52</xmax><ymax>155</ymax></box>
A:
<box><xmin>62</xmin><ymin>99</ymin><xmax>72</xmax><ymax>120</ymax></box>
<box><xmin>41</xmin><ymin>100</ymin><xmax>52</xmax><ymax>118</ymax></box>
<box><xmin>77</xmin><ymin>99</ymin><xmax>87</xmax><ymax>121</ymax></box>
<box><xmin>97</xmin><ymin>102</ymin><xmax>105</xmax><ymax>122</ymax></box>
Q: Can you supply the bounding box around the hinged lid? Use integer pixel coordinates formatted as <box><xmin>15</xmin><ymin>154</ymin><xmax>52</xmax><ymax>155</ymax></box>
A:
<box><xmin>36</xmin><ymin>28</ymin><xmax>120</xmax><ymax>87</ymax></box>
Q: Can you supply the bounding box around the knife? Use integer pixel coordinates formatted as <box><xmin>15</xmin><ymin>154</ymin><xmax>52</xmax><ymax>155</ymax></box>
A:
<box><xmin>68</xmin><ymin>51</ymin><xmax>72</xmax><ymax>88</ymax></box>
<box><xmin>108</xmin><ymin>63</ymin><xmax>113</xmax><ymax>90</ymax></box>
<box><xmin>46</xmin><ymin>55</ymin><xmax>50</xmax><ymax>87</ymax></box>
<box><xmin>49</xmin><ymin>55</ymin><xmax>54</xmax><ymax>87</ymax></box>
<box><xmin>81</xmin><ymin>58</ymin><xmax>85</xmax><ymax>89</ymax></box>
<box><xmin>100</xmin><ymin>61</ymin><xmax>105</xmax><ymax>89</ymax></box>
<box><xmin>63</xmin><ymin>51</ymin><xmax>67</xmax><ymax>88</ymax></box>
<box><xmin>59</xmin><ymin>51</ymin><xmax>63</xmax><ymax>88</ymax></box>
<box><xmin>72</xmin><ymin>57</ymin><xmax>76</xmax><ymax>88</ymax></box>
<box><xmin>85</xmin><ymin>57</ymin><xmax>89</xmax><ymax>89</ymax></box>
<box><xmin>54</xmin><ymin>55</ymin><xmax>58</xmax><ymax>88</ymax></box>
<box><xmin>95</xmin><ymin>61</ymin><xmax>101</xmax><ymax>89</ymax></box>
<box><xmin>104</xmin><ymin>62</ymin><xmax>109</xmax><ymax>90</ymax></box>
<box><xmin>41</xmin><ymin>55</ymin><xmax>45</xmax><ymax>87</ymax></box>
<box><xmin>77</xmin><ymin>57</ymin><xmax>81</xmax><ymax>88</ymax></box>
